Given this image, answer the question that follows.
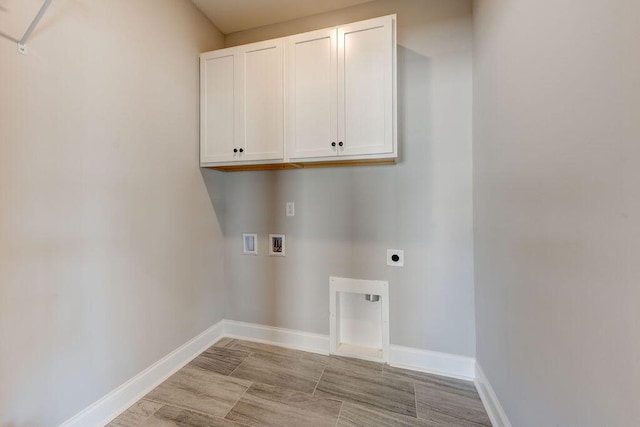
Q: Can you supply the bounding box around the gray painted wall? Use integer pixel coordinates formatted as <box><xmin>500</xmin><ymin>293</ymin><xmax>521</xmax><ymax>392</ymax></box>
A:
<box><xmin>0</xmin><ymin>1</ymin><xmax>225</xmax><ymax>425</ymax></box>
<box><xmin>473</xmin><ymin>0</ymin><xmax>640</xmax><ymax>425</ymax></box>
<box><xmin>223</xmin><ymin>0</ymin><xmax>476</xmax><ymax>356</ymax></box>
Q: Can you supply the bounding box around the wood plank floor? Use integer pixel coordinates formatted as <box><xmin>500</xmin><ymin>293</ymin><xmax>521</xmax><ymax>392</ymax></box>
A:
<box><xmin>108</xmin><ymin>338</ymin><xmax>491</xmax><ymax>427</ymax></box>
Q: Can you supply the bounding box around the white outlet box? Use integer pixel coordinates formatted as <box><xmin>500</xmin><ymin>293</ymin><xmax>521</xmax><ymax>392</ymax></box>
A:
<box><xmin>286</xmin><ymin>202</ymin><xmax>295</xmax><ymax>217</ymax></box>
<box><xmin>386</xmin><ymin>249</ymin><xmax>404</xmax><ymax>267</ymax></box>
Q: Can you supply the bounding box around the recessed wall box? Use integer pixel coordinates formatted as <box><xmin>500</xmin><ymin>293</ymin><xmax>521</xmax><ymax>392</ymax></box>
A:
<box><xmin>243</xmin><ymin>233</ymin><xmax>258</xmax><ymax>255</ymax></box>
<box><xmin>269</xmin><ymin>234</ymin><xmax>285</xmax><ymax>256</ymax></box>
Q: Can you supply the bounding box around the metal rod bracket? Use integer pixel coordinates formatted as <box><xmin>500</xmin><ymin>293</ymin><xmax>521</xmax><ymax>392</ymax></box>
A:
<box><xmin>17</xmin><ymin>0</ymin><xmax>54</xmax><ymax>55</ymax></box>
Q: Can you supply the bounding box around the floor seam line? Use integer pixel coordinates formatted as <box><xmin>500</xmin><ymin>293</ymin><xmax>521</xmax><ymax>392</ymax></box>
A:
<box><xmin>334</xmin><ymin>400</ymin><xmax>344</xmax><ymax>427</ymax></box>
<box><xmin>228</xmin><ymin>355</ymin><xmax>251</xmax><ymax>377</ymax></box>
<box><xmin>141</xmin><ymin>399</ymin><xmax>225</xmax><ymax>419</ymax></box>
<box><xmin>414</xmin><ymin>381</ymin><xmax>419</xmax><ymax>420</ymax></box>
<box><xmin>312</xmin><ymin>365</ymin><xmax>327</xmax><ymax>396</ymax></box>
<box><xmin>223</xmin><ymin>382</ymin><xmax>252</xmax><ymax>419</ymax></box>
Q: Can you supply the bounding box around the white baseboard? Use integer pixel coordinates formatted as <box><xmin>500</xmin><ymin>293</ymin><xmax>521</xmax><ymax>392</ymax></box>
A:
<box><xmin>474</xmin><ymin>362</ymin><xmax>512</xmax><ymax>427</ymax></box>
<box><xmin>223</xmin><ymin>320</ymin><xmax>475</xmax><ymax>381</ymax></box>
<box><xmin>389</xmin><ymin>345</ymin><xmax>476</xmax><ymax>380</ymax></box>
<box><xmin>223</xmin><ymin>319</ymin><xmax>330</xmax><ymax>355</ymax></box>
<box><xmin>60</xmin><ymin>319</ymin><xmax>483</xmax><ymax>427</ymax></box>
<box><xmin>59</xmin><ymin>320</ymin><xmax>225</xmax><ymax>427</ymax></box>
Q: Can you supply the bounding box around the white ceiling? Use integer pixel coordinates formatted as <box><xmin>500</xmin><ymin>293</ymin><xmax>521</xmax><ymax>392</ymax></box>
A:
<box><xmin>191</xmin><ymin>0</ymin><xmax>376</xmax><ymax>34</ymax></box>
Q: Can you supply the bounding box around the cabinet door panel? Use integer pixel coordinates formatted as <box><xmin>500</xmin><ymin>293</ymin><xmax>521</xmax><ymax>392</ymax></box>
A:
<box><xmin>287</xmin><ymin>29</ymin><xmax>337</xmax><ymax>159</ymax></box>
<box><xmin>239</xmin><ymin>40</ymin><xmax>284</xmax><ymax>161</ymax></box>
<box><xmin>200</xmin><ymin>50</ymin><xmax>237</xmax><ymax>163</ymax></box>
<box><xmin>338</xmin><ymin>17</ymin><xmax>394</xmax><ymax>156</ymax></box>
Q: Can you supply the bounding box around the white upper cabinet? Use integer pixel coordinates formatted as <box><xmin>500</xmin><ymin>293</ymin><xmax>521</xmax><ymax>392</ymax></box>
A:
<box><xmin>200</xmin><ymin>47</ymin><xmax>237</xmax><ymax>164</ymax></box>
<box><xmin>238</xmin><ymin>40</ymin><xmax>284</xmax><ymax>163</ymax></box>
<box><xmin>200</xmin><ymin>39</ymin><xmax>284</xmax><ymax>166</ymax></box>
<box><xmin>338</xmin><ymin>16</ymin><xmax>395</xmax><ymax>158</ymax></box>
<box><xmin>200</xmin><ymin>15</ymin><xmax>396</xmax><ymax>169</ymax></box>
<box><xmin>287</xmin><ymin>28</ymin><xmax>338</xmax><ymax>159</ymax></box>
<box><xmin>287</xmin><ymin>15</ymin><xmax>396</xmax><ymax>162</ymax></box>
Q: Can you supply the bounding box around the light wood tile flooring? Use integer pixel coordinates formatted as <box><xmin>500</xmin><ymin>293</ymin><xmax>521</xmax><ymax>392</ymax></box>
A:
<box><xmin>108</xmin><ymin>338</ymin><xmax>491</xmax><ymax>426</ymax></box>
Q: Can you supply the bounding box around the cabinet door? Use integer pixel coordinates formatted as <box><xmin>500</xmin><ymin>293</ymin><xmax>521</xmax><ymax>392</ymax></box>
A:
<box><xmin>287</xmin><ymin>28</ymin><xmax>338</xmax><ymax>159</ymax></box>
<box><xmin>200</xmin><ymin>48</ymin><xmax>238</xmax><ymax>164</ymax></box>
<box><xmin>338</xmin><ymin>15</ymin><xmax>395</xmax><ymax>157</ymax></box>
<box><xmin>238</xmin><ymin>39</ymin><xmax>284</xmax><ymax>162</ymax></box>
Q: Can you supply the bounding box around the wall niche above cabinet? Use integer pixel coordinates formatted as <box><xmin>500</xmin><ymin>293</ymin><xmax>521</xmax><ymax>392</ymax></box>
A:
<box><xmin>199</xmin><ymin>15</ymin><xmax>397</xmax><ymax>172</ymax></box>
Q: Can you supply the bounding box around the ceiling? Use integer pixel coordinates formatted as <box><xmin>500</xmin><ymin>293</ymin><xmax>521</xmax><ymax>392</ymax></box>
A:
<box><xmin>191</xmin><ymin>0</ymin><xmax>376</xmax><ymax>34</ymax></box>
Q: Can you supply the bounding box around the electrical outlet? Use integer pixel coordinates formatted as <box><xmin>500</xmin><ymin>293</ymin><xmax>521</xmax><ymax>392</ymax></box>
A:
<box><xmin>286</xmin><ymin>202</ymin><xmax>295</xmax><ymax>217</ymax></box>
<box><xmin>387</xmin><ymin>249</ymin><xmax>404</xmax><ymax>267</ymax></box>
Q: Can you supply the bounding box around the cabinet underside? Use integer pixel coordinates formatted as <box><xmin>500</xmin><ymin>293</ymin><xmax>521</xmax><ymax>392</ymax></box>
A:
<box><xmin>204</xmin><ymin>158</ymin><xmax>396</xmax><ymax>172</ymax></box>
